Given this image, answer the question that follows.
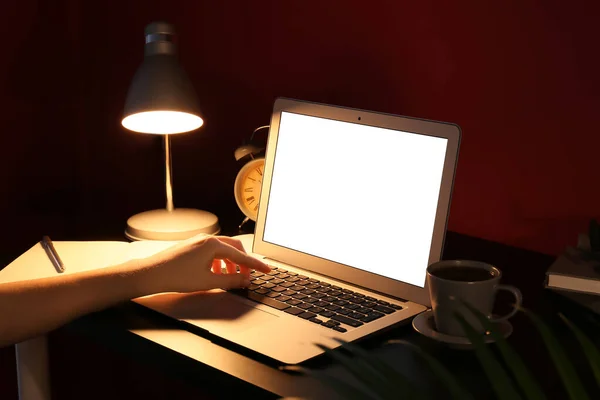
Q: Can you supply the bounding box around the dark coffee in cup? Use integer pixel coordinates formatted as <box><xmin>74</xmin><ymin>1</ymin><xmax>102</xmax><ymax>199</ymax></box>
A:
<box><xmin>431</xmin><ymin>266</ymin><xmax>495</xmax><ymax>282</ymax></box>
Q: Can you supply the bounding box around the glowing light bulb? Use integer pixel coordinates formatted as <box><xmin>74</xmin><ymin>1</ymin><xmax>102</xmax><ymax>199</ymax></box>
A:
<box><xmin>122</xmin><ymin>111</ymin><xmax>203</xmax><ymax>134</ymax></box>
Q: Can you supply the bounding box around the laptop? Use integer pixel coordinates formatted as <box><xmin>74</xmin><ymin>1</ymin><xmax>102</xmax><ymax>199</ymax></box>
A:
<box><xmin>135</xmin><ymin>97</ymin><xmax>461</xmax><ymax>364</ymax></box>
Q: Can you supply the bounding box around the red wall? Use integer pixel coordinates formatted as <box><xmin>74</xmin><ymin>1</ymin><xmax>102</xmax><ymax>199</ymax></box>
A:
<box><xmin>3</xmin><ymin>0</ymin><xmax>600</xmax><ymax>259</ymax></box>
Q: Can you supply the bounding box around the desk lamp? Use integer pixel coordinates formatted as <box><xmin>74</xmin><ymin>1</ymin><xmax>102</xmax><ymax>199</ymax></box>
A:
<box><xmin>122</xmin><ymin>21</ymin><xmax>220</xmax><ymax>241</ymax></box>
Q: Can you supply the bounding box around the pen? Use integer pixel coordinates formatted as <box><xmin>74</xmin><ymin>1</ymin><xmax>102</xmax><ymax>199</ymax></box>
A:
<box><xmin>41</xmin><ymin>235</ymin><xmax>65</xmax><ymax>273</ymax></box>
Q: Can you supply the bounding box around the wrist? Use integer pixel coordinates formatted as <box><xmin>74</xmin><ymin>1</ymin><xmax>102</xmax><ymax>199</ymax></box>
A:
<box><xmin>118</xmin><ymin>258</ymin><xmax>167</xmax><ymax>298</ymax></box>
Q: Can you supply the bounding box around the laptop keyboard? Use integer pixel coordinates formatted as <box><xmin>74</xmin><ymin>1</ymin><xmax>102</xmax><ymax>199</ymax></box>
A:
<box><xmin>230</xmin><ymin>266</ymin><xmax>403</xmax><ymax>333</ymax></box>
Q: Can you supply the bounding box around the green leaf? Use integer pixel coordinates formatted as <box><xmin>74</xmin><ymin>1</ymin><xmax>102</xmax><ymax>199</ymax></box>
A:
<box><xmin>589</xmin><ymin>219</ymin><xmax>600</xmax><ymax>253</ymax></box>
<box><xmin>522</xmin><ymin>308</ymin><xmax>590</xmax><ymax>400</ymax></box>
<box><xmin>387</xmin><ymin>339</ymin><xmax>474</xmax><ymax>400</ymax></box>
<box><xmin>559</xmin><ymin>313</ymin><xmax>600</xmax><ymax>388</ymax></box>
<box><xmin>458</xmin><ymin>300</ymin><xmax>546</xmax><ymax>400</ymax></box>
<box><xmin>315</xmin><ymin>342</ymin><xmax>420</xmax><ymax>400</ymax></box>
<box><xmin>280</xmin><ymin>365</ymin><xmax>372</xmax><ymax>399</ymax></box>
<box><xmin>454</xmin><ymin>313</ymin><xmax>523</xmax><ymax>400</ymax></box>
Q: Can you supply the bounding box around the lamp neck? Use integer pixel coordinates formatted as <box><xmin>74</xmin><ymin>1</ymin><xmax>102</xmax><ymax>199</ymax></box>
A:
<box><xmin>164</xmin><ymin>135</ymin><xmax>174</xmax><ymax>212</ymax></box>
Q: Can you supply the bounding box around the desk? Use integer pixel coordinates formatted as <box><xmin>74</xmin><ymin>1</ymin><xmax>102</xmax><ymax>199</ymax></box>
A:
<box><xmin>28</xmin><ymin>230</ymin><xmax>600</xmax><ymax>399</ymax></box>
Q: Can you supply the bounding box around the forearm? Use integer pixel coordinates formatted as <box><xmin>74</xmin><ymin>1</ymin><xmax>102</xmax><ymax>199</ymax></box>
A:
<box><xmin>0</xmin><ymin>259</ymin><xmax>160</xmax><ymax>347</ymax></box>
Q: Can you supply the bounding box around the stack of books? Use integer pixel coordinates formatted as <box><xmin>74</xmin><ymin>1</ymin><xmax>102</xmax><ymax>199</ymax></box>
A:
<box><xmin>545</xmin><ymin>248</ymin><xmax>600</xmax><ymax>314</ymax></box>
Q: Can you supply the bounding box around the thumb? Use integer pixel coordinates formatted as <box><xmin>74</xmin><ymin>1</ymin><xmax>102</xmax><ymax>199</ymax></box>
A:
<box><xmin>212</xmin><ymin>273</ymin><xmax>252</xmax><ymax>290</ymax></box>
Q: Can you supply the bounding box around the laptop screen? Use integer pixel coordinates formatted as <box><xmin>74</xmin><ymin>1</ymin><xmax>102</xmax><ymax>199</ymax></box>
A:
<box><xmin>262</xmin><ymin>111</ymin><xmax>448</xmax><ymax>288</ymax></box>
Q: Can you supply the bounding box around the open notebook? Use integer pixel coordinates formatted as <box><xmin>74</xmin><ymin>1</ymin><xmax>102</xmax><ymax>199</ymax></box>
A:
<box><xmin>0</xmin><ymin>240</ymin><xmax>178</xmax><ymax>284</ymax></box>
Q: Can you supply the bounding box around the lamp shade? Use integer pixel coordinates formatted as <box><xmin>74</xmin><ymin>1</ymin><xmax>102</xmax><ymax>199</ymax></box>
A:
<box><xmin>122</xmin><ymin>22</ymin><xmax>203</xmax><ymax>134</ymax></box>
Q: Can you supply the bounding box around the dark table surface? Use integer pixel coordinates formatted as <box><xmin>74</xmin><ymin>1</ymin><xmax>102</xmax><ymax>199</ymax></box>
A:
<box><xmin>40</xmin><ymin>224</ymin><xmax>600</xmax><ymax>400</ymax></box>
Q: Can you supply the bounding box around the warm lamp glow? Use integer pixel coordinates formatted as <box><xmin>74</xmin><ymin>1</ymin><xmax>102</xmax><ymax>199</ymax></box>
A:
<box><xmin>122</xmin><ymin>111</ymin><xmax>204</xmax><ymax>134</ymax></box>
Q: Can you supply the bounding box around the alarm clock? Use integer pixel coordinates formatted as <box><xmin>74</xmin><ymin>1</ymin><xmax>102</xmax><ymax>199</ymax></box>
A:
<box><xmin>233</xmin><ymin>126</ymin><xmax>269</xmax><ymax>229</ymax></box>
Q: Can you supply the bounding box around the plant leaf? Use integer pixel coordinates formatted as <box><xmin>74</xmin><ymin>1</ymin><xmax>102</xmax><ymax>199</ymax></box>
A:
<box><xmin>459</xmin><ymin>300</ymin><xmax>546</xmax><ymax>400</ymax></box>
<box><xmin>559</xmin><ymin>313</ymin><xmax>600</xmax><ymax>388</ymax></box>
<box><xmin>589</xmin><ymin>219</ymin><xmax>600</xmax><ymax>253</ymax></box>
<box><xmin>332</xmin><ymin>338</ymin><xmax>422</xmax><ymax>395</ymax></box>
<box><xmin>522</xmin><ymin>308</ymin><xmax>590</xmax><ymax>400</ymax></box>
<box><xmin>455</xmin><ymin>313</ymin><xmax>523</xmax><ymax>400</ymax></box>
<box><xmin>280</xmin><ymin>365</ymin><xmax>372</xmax><ymax>399</ymax></box>
<box><xmin>315</xmin><ymin>342</ymin><xmax>419</xmax><ymax>400</ymax></box>
<box><xmin>387</xmin><ymin>339</ymin><xmax>474</xmax><ymax>400</ymax></box>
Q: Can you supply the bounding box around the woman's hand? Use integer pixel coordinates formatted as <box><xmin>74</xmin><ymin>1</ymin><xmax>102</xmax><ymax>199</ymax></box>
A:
<box><xmin>146</xmin><ymin>234</ymin><xmax>271</xmax><ymax>294</ymax></box>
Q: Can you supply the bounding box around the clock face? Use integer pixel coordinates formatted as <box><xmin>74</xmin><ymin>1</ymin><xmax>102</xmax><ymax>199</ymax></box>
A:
<box><xmin>234</xmin><ymin>158</ymin><xmax>265</xmax><ymax>221</ymax></box>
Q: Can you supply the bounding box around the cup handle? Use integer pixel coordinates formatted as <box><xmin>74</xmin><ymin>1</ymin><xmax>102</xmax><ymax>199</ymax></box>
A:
<box><xmin>489</xmin><ymin>285</ymin><xmax>523</xmax><ymax>322</ymax></box>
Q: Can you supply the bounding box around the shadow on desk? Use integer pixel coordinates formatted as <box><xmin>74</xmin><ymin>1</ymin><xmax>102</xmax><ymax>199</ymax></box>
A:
<box><xmin>48</xmin><ymin>328</ymin><xmax>220</xmax><ymax>400</ymax></box>
<box><xmin>46</xmin><ymin>301</ymin><xmax>583</xmax><ymax>400</ymax></box>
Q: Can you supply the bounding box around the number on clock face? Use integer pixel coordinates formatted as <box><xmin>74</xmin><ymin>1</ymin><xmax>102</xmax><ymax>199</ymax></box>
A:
<box><xmin>234</xmin><ymin>157</ymin><xmax>265</xmax><ymax>221</ymax></box>
<box><xmin>242</xmin><ymin>165</ymin><xmax>263</xmax><ymax>212</ymax></box>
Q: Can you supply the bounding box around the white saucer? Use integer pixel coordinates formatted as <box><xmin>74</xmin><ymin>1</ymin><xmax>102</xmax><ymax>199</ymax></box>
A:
<box><xmin>412</xmin><ymin>310</ymin><xmax>513</xmax><ymax>350</ymax></box>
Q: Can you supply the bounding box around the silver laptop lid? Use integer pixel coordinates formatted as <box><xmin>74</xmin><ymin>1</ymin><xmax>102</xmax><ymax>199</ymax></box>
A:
<box><xmin>253</xmin><ymin>98</ymin><xmax>461</xmax><ymax>307</ymax></box>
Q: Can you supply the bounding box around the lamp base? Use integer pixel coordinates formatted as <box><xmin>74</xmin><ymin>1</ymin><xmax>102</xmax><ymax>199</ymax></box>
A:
<box><xmin>125</xmin><ymin>208</ymin><xmax>221</xmax><ymax>241</ymax></box>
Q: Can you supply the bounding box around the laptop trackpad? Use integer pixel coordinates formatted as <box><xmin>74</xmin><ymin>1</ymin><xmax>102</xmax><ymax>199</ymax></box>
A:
<box><xmin>135</xmin><ymin>290</ymin><xmax>279</xmax><ymax>335</ymax></box>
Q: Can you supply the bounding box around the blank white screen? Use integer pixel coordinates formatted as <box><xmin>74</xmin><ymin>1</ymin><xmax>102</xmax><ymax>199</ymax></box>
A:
<box><xmin>263</xmin><ymin>112</ymin><xmax>448</xmax><ymax>287</ymax></box>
